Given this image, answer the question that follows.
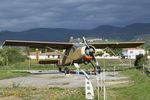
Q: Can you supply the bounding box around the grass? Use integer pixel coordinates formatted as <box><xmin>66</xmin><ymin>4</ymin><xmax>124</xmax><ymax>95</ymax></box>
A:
<box><xmin>0</xmin><ymin>87</ymin><xmax>85</xmax><ymax>100</ymax></box>
<box><xmin>0</xmin><ymin>69</ymin><xmax>149</xmax><ymax>100</ymax></box>
<box><xmin>0</xmin><ymin>60</ymin><xmax>58</xmax><ymax>70</ymax></box>
<box><xmin>0</xmin><ymin>59</ymin><xmax>135</xmax><ymax>70</ymax></box>
<box><xmin>76</xmin><ymin>59</ymin><xmax>135</xmax><ymax>71</ymax></box>
<box><xmin>0</xmin><ymin>59</ymin><xmax>149</xmax><ymax>100</ymax></box>
<box><xmin>107</xmin><ymin>69</ymin><xmax>150</xmax><ymax>100</ymax></box>
<box><xmin>0</xmin><ymin>70</ymin><xmax>30</xmax><ymax>80</ymax></box>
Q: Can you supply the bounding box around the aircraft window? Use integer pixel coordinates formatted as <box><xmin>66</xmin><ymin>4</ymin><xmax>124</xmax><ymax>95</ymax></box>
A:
<box><xmin>85</xmin><ymin>49</ymin><xmax>90</xmax><ymax>55</ymax></box>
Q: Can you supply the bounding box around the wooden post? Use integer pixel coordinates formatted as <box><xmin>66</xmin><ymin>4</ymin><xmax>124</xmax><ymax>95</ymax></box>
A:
<box><xmin>36</xmin><ymin>48</ymin><xmax>39</xmax><ymax>64</ymax></box>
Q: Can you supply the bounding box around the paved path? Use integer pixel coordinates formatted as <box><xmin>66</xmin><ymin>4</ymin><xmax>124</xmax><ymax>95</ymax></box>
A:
<box><xmin>0</xmin><ymin>71</ymin><xmax>129</xmax><ymax>88</ymax></box>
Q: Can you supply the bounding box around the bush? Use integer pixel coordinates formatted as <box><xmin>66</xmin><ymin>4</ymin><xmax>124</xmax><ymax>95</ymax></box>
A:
<box><xmin>0</xmin><ymin>48</ymin><xmax>7</xmax><ymax>65</ymax></box>
<box><xmin>0</xmin><ymin>54</ymin><xmax>5</xmax><ymax>65</ymax></box>
<box><xmin>134</xmin><ymin>54</ymin><xmax>147</xmax><ymax>69</ymax></box>
<box><xmin>95</xmin><ymin>51</ymin><xmax>104</xmax><ymax>56</ymax></box>
<box><xmin>104</xmin><ymin>48</ymin><xmax>122</xmax><ymax>56</ymax></box>
<box><xmin>0</xmin><ymin>47</ymin><xmax>27</xmax><ymax>66</ymax></box>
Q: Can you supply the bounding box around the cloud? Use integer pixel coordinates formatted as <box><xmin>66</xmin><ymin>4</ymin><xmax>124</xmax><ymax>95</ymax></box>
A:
<box><xmin>0</xmin><ymin>0</ymin><xmax>150</xmax><ymax>31</ymax></box>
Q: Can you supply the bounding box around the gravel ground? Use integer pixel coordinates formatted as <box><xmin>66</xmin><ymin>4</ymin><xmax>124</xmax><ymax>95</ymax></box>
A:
<box><xmin>0</xmin><ymin>70</ymin><xmax>129</xmax><ymax>88</ymax></box>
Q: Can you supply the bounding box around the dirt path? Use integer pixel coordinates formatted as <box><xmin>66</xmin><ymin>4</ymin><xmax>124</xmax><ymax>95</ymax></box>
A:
<box><xmin>0</xmin><ymin>71</ymin><xmax>129</xmax><ymax>88</ymax></box>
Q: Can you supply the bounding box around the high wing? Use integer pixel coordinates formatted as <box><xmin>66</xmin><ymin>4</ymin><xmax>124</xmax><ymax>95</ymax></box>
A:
<box><xmin>89</xmin><ymin>42</ymin><xmax>144</xmax><ymax>49</ymax></box>
<box><xmin>3</xmin><ymin>40</ymin><xmax>144</xmax><ymax>49</ymax></box>
<box><xmin>3</xmin><ymin>40</ymin><xmax>73</xmax><ymax>49</ymax></box>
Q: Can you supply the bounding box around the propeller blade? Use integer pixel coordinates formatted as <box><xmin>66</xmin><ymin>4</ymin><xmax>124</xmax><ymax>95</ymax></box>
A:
<box><xmin>83</xmin><ymin>36</ymin><xmax>89</xmax><ymax>48</ymax></box>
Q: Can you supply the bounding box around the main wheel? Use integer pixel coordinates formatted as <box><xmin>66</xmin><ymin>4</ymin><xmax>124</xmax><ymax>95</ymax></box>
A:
<box><xmin>96</xmin><ymin>66</ymin><xmax>101</xmax><ymax>74</ymax></box>
<box><xmin>58</xmin><ymin>67</ymin><xmax>62</xmax><ymax>72</ymax></box>
<box><xmin>64</xmin><ymin>67</ymin><xmax>69</xmax><ymax>75</ymax></box>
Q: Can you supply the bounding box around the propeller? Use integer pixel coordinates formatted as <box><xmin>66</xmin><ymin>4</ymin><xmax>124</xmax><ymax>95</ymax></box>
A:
<box><xmin>82</xmin><ymin>37</ymin><xmax>101</xmax><ymax>74</ymax></box>
<box><xmin>83</xmin><ymin>36</ymin><xmax>89</xmax><ymax>48</ymax></box>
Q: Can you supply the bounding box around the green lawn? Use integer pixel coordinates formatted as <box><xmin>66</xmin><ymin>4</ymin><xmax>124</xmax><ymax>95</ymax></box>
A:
<box><xmin>0</xmin><ymin>60</ymin><xmax>58</xmax><ymax>70</ymax></box>
<box><xmin>0</xmin><ymin>70</ymin><xmax>30</xmax><ymax>80</ymax></box>
<box><xmin>0</xmin><ymin>87</ymin><xmax>85</xmax><ymax>100</ymax></box>
<box><xmin>0</xmin><ymin>59</ymin><xmax>135</xmax><ymax>71</ymax></box>
<box><xmin>0</xmin><ymin>59</ymin><xmax>149</xmax><ymax>100</ymax></box>
<box><xmin>107</xmin><ymin>69</ymin><xmax>150</xmax><ymax>100</ymax></box>
<box><xmin>0</xmin><ymin>69</ymin><xmax>149</xmax><ymax>100</ymax></box>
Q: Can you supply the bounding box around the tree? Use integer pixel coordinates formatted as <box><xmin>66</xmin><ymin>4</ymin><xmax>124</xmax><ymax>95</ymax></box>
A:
<box><xmin>0</xmin><ymin>48</ymin><xmax>7</xmax><ymax>65</ymax></box>
<box><xmin>0</xmin><ymin>54</ymin><xmax>5</xmax><ymax>65</ymax></box>
<box><xmin>0</xmin><ymin>47</ymin><xmax>27</xmax><ymax>66</ymax></box>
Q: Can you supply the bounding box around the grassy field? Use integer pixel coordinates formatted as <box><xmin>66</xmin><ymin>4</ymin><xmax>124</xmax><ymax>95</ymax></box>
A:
<box><xmin>0</xmin><ymin>87</ymin><xmax>85</xmax><ymax>100</ymax></box>
<box><xmin>0</xmin><ymin>60</ymin><xmax>58</xmax><ymax>70</ymax></box>
<box><xmin>0</xmin><ymin>59</ymin><xmax>149</xmax><ymax>100</ymax></box>
<box><xmin>0</xmin><ymin>59</ymin><xmax>135</xmax><ymax>71</ymax></box>
<box><xmin>0</xmin><ymin>70</ymin><xmax>29</xmax><ymax>80</ymax></box>
<box><xmin>0</xmin><ymin>69</ymin><xmax>149</xmax><ymax>100</ymax></box>
<box><xmin>107</xmin><ymin>69</ymin><xmax>150</xmax><ymax>100</ymax></box>
<box><xmin>0</xmin><ymin>58</ymin><xmax>135</xmax><ymax>80</ymax></box>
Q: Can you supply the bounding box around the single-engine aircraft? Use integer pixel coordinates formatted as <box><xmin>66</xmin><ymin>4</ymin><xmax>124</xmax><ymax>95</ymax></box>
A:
<box><xmin>3</xmin><ymin>37</ymin><xmax>144</xmax><ymax>74</ymax></box>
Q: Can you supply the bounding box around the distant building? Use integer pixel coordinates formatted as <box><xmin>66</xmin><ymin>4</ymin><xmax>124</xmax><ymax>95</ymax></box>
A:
<box><xmin>121</xmin><ymin>48</ymin><xmax>145</xmax><ymax>59</ymax></box>
<box><xmin>95</xmin><ymin>49</ymin><xmax>103</xmax><ymax>52</ymax></box>
<box><xmin>95</xmin><ymin>49</ymin><xmax>119</xmax><ymax>59</ymax></box>
<box><xmin>87</xmin><ymin>38</ymin><xmax>103</xmax><ymax>42</ymax></box>
<box><xmin>69</xmin><ymin>36</ymin><xmax>74</xmax><ymax>42</ymax></box>
<box><xmin>29</xmin><ymin>52</ymin><xmax>61</xmax><ymax>60</ymax></box>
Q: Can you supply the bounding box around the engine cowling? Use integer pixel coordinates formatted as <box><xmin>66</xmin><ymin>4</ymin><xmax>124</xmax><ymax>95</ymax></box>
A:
<box><xmin>62</xmin><ymin>45</ymin><xmax>96</xmax><ymax>65</ymax></box>
<box><xmin>81</xmin><ymin>45</ymin><xmax>96</xmax><ymax>62</ymax></box>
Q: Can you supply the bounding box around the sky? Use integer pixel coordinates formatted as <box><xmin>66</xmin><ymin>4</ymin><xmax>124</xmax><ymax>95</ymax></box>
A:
<box><xmin>0</xmin><ymin>0</ymin><xmax>150</xmax><ymax>31</ymax></box>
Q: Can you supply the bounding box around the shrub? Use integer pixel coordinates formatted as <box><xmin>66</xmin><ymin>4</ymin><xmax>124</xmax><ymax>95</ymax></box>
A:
<box><xmin>0</xmin><ymin>47</ymin><xmax>27</xmax><ymax>66</ymax></box>
<box><xmin>104</xmin><ymin>48</ymin><xmax>122</xmax><ymax>56</ymax></box>
<box><xmin>95</xmin><ymin>51</ymin><xmax>104</xmax><ymax>56</ymax></box>
<box><xmin>134</xmin><ymin>54</ymin><xmax>147</xmax><ymax>69</ymax></box>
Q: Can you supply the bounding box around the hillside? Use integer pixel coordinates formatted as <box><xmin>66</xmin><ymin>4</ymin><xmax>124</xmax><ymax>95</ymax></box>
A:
<box><xmin>0</xmin><ymin>23</ymin><xmax>150</xmax><ymax>42</ymax></box>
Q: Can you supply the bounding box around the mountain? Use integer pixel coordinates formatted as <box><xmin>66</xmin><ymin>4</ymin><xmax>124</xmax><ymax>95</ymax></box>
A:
<box><xmin>0</xmin><ymin>23</ymin><xmax>150</xmax><ymax>42</ymax></box>
<box><xmin>92</xmin><ymin>25</ymin><xmax>120</xmax><ymax>33</ymax></box>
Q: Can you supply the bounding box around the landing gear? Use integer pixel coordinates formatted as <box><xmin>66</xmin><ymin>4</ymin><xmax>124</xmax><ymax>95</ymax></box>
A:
<box><xmin>90</xmin><ymin>61</ymin><xmax>101</xmax><ymax>75</ymax></box>
<box><xmin>58</xmin><ymin>67</ymin><xmax>62</xmax><ymax>72</ymax></box>
<box><xmin>92</xmin><ymin>66</ymin><xmax>101</xmax><ymax>75</ymax></box>
<box><xmin>96</xmin><ymin>66</ymin><xmax>101</xmax><ymax>74</ymax></box>
<box><xmin>64</xmin><ymin>67</ymin><xmax>69</xmax><ymax>75</ymax></box>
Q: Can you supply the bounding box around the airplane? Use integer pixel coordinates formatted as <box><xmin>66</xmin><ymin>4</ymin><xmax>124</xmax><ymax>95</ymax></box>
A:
<box><xmin>3</xmin><ymin>37</ymin><xmax>144</xmax><ymax>74</ymax></box>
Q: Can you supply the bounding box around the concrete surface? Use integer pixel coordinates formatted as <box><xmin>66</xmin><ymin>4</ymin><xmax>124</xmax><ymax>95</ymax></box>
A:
<box><xmin>0</xmin><ymin>70</ymin><xmax>129</xmax><ymax>88</ymax></box>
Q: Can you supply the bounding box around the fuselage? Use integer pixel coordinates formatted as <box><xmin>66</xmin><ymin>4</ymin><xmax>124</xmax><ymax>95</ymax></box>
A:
<box><xmin>61</xmin><ymin>43</ymin><xmax>96</xmax><ymax>65</ymax></box>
